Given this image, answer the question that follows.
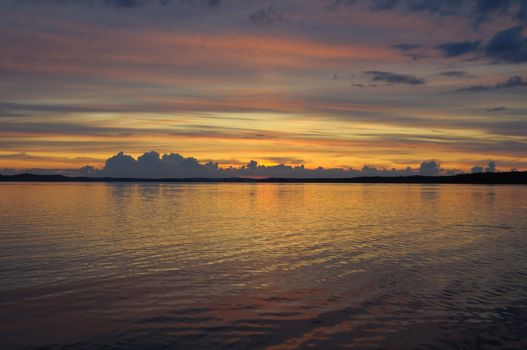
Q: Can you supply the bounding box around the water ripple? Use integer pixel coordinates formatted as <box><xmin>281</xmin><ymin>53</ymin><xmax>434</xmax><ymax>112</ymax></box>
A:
<box><xmin>0</xmin><ymin>183</ymin><xmax>526</xmax><ymax>349</ymax></box>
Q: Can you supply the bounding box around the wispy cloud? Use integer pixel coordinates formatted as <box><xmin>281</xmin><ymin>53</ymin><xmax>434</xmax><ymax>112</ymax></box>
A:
<box><xmin>249</xmin><ymin>6</ymin><xmax>282</xmax><ymax>25</ymax></box>
<box><xmin>434</xmin><ymin>25</ymin><xmax>527</xmax><ymax>63</ymax></box>
<box><xmin>335</xmin><ymin>0</ymin><xmax>525</xmax><ymax>25</ymax></box>
<box><xmin>436</xmin><ymin>41</ymin><xmax>480</xmax><ymax>57</ymax></box>
<box><xmin>457</xmin><ymin>76</ymin><xmax>527</xmax><ymax>92</ymax></box>
<box><xmin>391</xmin><ymin>43</ymin><xmax>427</xmax><ymax>60</ymax></box>
<box><xmin>18</xmin><ymin>0</ymin><xmax>222</xmax><ymax>8</ymax></box>
<box><xmin>363</xmin><ymin>71</ymin><xmax>425</xmax><ymax>85</ymax></box>
<box><xmin>439</xmin><ymin>70</ymin><xmax>472</xmax><ymax>78</ymax></box>
<box><xmin>485</xmin><ymin>107</ymin><xmax>507</xmax><ymax>112</ymax></box>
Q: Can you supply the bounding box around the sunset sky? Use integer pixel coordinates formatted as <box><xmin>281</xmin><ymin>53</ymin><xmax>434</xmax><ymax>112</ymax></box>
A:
<box><xmin>1</xmin><ymin>0</ymin><xmax>526</xmax><ymax>173</ymax></box>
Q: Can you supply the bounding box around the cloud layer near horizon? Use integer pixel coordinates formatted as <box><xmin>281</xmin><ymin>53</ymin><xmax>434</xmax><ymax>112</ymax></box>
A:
<box><xmin>1</xmin><ymin>151</ymin><xmax>503</xmax><ymax>179</ymax></box>
<box><xmin>1</xmin><ymin>0</ymin><xmax>526</xmax><ymax>171</ymax></box>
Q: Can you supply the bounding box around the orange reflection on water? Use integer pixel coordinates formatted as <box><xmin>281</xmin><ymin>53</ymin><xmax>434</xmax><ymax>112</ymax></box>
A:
<box><xmin>0</xmin><ymin>183</ymin><xmax>526</xmax><ymax>349</ymax></box>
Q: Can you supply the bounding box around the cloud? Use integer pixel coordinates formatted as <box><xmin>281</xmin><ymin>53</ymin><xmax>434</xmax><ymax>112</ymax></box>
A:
<box><xmin>3</xmin><ymin>150</ymin><xmax>523</xmax><ymax>178</ymax></box>
<box><xmin>392</xmin><ymin>44</ymin><xmax>421</xmax><ymax>51</ymax></box>
<box><xmin>340</xmin><ymin>0</ymin><xmax>462</xmax><ymax>14</ymax></box>
<box><xmin>471</xmin><ymin>165</ymin><xmax>484</xmax><ymax>173</ymax></box>
<box><xmin>471</xmin><ymin>161</ymin><xmax>496</xmax><ymax>174</ymax></box>
<box><xmin>456</xmin><ymin>86</ymin><xmax>487</xmax><ymax>93</ymax></box>
<box><xmin>405</xmin><ymin>0</ymin><xmax>462</xmax><ymax>15</ymax></box>
<box><xmin>249</xmin><ymin>6</ymin><xmax>282</xmax><ymax>25</ymax></box>
<box><xmin>434</xmin><ymin>25</ymin><xmax>527</xmax><ymax>63</ymax></box>
<box><xmin>439</xmin><ymin>70</ymin><xmax>472</xmax><ymax>78</ymax></box>
<box><xmin>332</xmin><ymin>0</ymin><xmax>357</xmax><ymax>6</ymax></box>
<box><xmin>457</xmin><ymin>75</ymin><xmax>527</xmax><ymax>92</ymax></box>
<box><xmin>487</xmin><ymin>160</ymin><xmax>496</xmax><ymax>173</ymax></box>
<box><xmin>104</xmin><ymin>0</ymin><xmax>148</xmax><ymax>8</ymax></box>
<box><xmin>484</xmin><ymin>75</ymin><xmax>526</xmax><ymax>89</ymax></box>
<box><xmin>32</xmin><ymin>0</ymin><xmax>165</xmax><ymax>8</ymax></box>
<box><xmin>363</xmin><ymin>71</ymin><xmax>425</xmax><ymax>85</ymax></box>
<box><xmin>391</xmin><ymin>43</ymin><xmax>426</xmax><ymax>60</ymax></box>
<box><xmin>262</xmin><ymin>156</ymin><xmax>305</xmax><ymax>165</ymax></box>
<box><xmin>103</xmin><ymin>151</ymin><xmax>220</xmax><ymax>178</ymax></box>
<box><xmin>418</xmin><ymin>160</ymin><xmax>440</xmax><ymax>176</ymax></box>
<box><xmin>0</xmin><ymin>101</ymin><xmax>150</xmax><ymax>117</ymax></box>
<box><xmin>0</xmin><ymin>153</ymin><xmax>99</xmax><ymax>164</ymax></box>
<box><xmin>485</xmin><ymin>107</ymin><xmax>507</xmax><ymax>112</ymax></box>
<box><xmin>473</xmin><ymin>0</ymin><xmax>526</xmax><ymax>26</ymax></box>
<box><xmin>367</xmin><ymin>0</ymin><xmax>460</xmax><ymax>13</ymax></box>
<box><xmin>485</xmin><ymin>25</ymin><xmax>527</xmax><ymax>63</ymax></box>
<box><xmin>336</xmin><ymin>0</ymin><xmax>524</xmax><ymax>24</ymax></box>
<box><xmin>369</xmin><ymin>0</ymin><xmax>399</xmax><ymax>11</ymax></box>
<box><xmin>436</xmin><ymin>41</ymin><xmax>480</xmax><ymax>57</ymax></box>
<box><xmin>99</xmin><ymin>151</ymin><xmax>437</xmax><ymax>178</ymax></box>
<box><xmin>21</xmin><ymin>0</ymin><xmax>222</xmax><ymax>8</ymax></box>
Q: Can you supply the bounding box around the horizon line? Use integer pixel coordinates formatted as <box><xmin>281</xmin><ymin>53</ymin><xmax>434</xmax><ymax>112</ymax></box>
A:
<box><xmin>1</xmin><ymin>171</ymin><xmax>526</xmax><ymax>185</ymax></box>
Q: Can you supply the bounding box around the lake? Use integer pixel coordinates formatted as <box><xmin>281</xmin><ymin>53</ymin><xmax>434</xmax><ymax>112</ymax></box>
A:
<box><xmin>1</xmin><ymin>183</ymin><xmax>527</xmax><ymax>349</ymax></box>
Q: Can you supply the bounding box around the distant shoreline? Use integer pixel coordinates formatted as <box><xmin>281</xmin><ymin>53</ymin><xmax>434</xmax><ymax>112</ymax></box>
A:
<box><xmin>1</xmin><ymin>172</ymin><xmax>526</xmax><ymax>184</ymax></box>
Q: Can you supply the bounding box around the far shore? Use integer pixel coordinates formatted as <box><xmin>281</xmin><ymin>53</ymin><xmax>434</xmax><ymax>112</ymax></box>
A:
<box><xmin>1</xmin><ymin>171</ymin><xmax>526</xmax><ymax>184</ymax></box>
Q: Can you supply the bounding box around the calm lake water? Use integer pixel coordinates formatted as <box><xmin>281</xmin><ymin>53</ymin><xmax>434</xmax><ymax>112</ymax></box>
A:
<box><xmin>1</xmin><ymin>183</ymin><xmax>527</xmax><ymax>349</ymax></box>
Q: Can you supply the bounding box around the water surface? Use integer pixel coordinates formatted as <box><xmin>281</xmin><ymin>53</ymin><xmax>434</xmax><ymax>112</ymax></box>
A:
<box><xmin>1</xmin><ymin>183</ymin><xmax>527</xmax><ymax>349</ymax></box>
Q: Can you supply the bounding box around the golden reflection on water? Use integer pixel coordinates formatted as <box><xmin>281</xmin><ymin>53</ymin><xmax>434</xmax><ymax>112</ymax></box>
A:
<box><xmin>0</xmin><ymin>183</ymin><xmax>527</xmax><ymax>349</ymax></box>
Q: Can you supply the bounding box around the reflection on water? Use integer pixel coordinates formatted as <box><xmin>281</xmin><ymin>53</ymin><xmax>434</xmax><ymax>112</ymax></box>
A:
<box><xmin>1</xmin><ymin>183</ymin><xmax>527</xmax><ymax>349</ymax></box>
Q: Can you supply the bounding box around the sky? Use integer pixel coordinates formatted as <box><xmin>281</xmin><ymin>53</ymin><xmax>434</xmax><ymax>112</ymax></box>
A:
<box><xmin>1</xmin><ymin>0</ymin><xmax>526</xmax><ymax>177</ymax></box>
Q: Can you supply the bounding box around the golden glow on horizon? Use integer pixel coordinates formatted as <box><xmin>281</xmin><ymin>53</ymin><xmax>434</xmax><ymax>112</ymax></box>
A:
<box><xmin>1</xmin><ymin>108</ymin><xmax>524</xmax><ymax>172</ymax></box>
